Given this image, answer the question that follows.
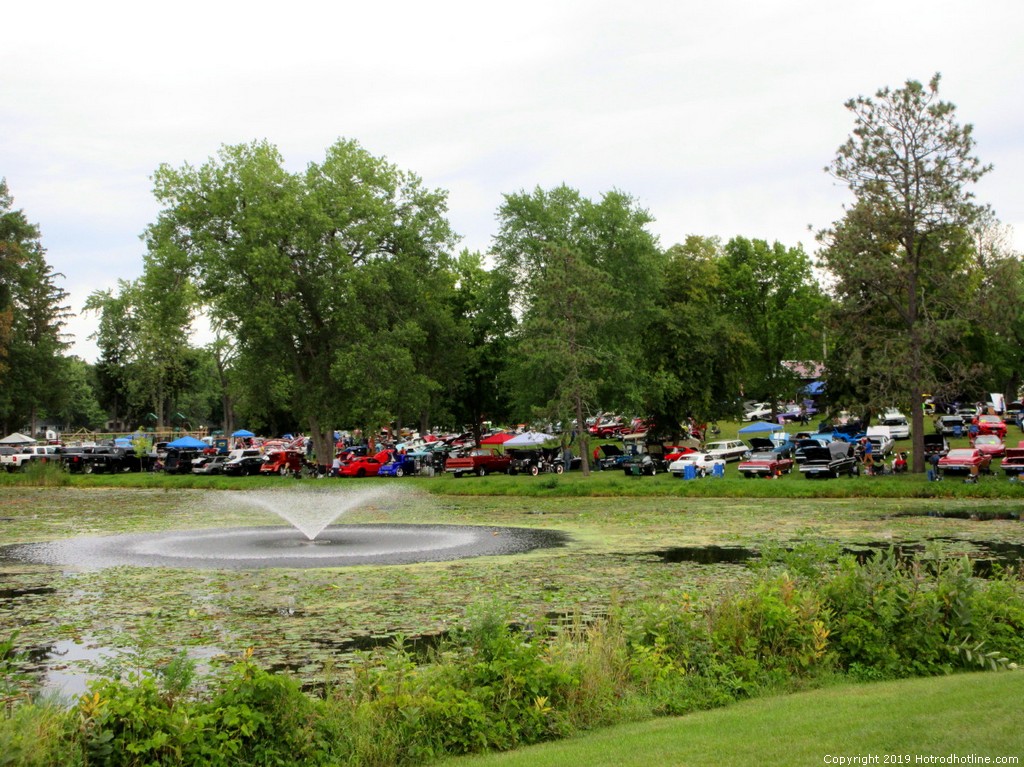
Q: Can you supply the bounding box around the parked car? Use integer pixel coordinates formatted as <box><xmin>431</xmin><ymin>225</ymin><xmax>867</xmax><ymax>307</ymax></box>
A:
<box><xmin>1000</xmin><ymin>443</ymin><xmax>1024</xmax><ymax>476</ymax></box>
<box><xmin>922</xmin><ymin>433</ymin><xmax>949</xmax><ymax>459</ymax></box>
<box><xmin>934</xmin><ymin>415</ymin><xmax>965</xmax><ymax>437</ymax></box>
<box><xmin>937</xmin><ymin>448</ymin><xmax>992</xmax><ymax>476</ymax></box>
<box><xmin>970</xmin><ymin>434</ymin><xmax>1005</xmax><ymax>459</ymax></box>
<box><xmin>223</xmin><ymin>455</ymin><xmax>265</xmax><ymax>476</ymax></box>
<box><xmin>589</xmin><ymin>417</ymin><xmax>627</xmax><ymax>438</ymax></box>
<box><xmin>340</xmin><ymin>450</ymin><xmax>392</xmax><ymax>477</ymax></box>
<box><xmin>444</xmin><ymin>448</ymin><xmax>513</xmax><ymax>478</ymax></box>
<box><xmin>865</xmin><ymin>426</ymin><xmax>895</xmax><ymax>457</ymax></box>
<box><xmin>261</xmin><ymin>449</ymin><xmax>305</xmax><ymax>476</ymax></box>
<box><xmin>973</xmin><ymin>415</ymin><xmax>1007</xmax><ymax>440</ymax></box>
<box><xmin>737</xmin><ymin>449</ymin><xmax>794</xmax><ymax>478</ymax></box>
<box><xmin>799</xmin><ymin>442</ymin><xmax>859</xmax><ymax>479</ymax></box>
<box><xmin>668</xmin><ymin>452</ymin><xmax>726</xmax><ymax>477</ymax></box>
<box><xmin>193</xmin><ymin>455</ymin><xmax>230</xmax><ymax>475</ymax></box>
<box><xmin>743</xmin><ymin>402</ymin><xmax>773</xmax><ymax>421</ymax></box>
<box><xmin>956</xmin><ymin>406</ymin><xmax>980</xmax><ymax>424</ymax></box>
<box><xmin>622</xmin><ymin>453</ymin><xmax>659</xmax><ymax>476</ymax></box>
<box><xmin>879</xmin><ymin>409</ymin><xmax>910</xmax><ymax>439</ymax></box>
<box><xmin>702</xmin><ymin>440</ymin><xmax>750</xmax><ymax>462</ymax></box>
<box><xmin>162</xmin><ymin>448</ymin><xmax>203</xmax><ymax>474</ymax></box>
<box><xmin>1</xmin><ymin>444</ymin><xmax>61</xmax><ymax>472</ymax></box>
<box><xmin>377</xmin><ymin>452</ymin><xmax>420</xmax><ymax>477</ymax></box>
<box><xmin>595</xmin><ymin>444</ymin><xmax>630</xmax><ymax>471</ymax></box>
<box><xmin>747</xmin><ymin>436</ymin><xmax>794</xmax><ymax>458</ymax></box>
<box><xmin>793</xmin><ymin>434</ymin><xmax>833</xmax><ymax>464</ymax></box>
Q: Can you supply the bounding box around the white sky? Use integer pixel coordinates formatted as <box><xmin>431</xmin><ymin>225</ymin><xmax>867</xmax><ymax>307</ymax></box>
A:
<box><xmin>5</xmin><ymin>0</ymin><xmax>1023</xmax><ymax>362</ymax></box>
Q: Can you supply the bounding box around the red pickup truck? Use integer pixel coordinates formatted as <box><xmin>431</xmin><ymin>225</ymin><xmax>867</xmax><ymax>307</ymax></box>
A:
<box><xmin>445</xmin><ymin>449</ymin><xmax>512</xmax><ymax>478</ymax></box>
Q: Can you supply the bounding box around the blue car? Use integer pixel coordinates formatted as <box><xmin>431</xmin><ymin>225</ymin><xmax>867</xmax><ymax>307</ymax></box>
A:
<box><xmin>377</xmin><ymin>453</ymin><xmax>420</xmax><ymax>477</ymax></box>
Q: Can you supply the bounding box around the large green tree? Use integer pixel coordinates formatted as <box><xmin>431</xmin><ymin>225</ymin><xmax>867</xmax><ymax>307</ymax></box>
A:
<box><xmin>493</xmin><ymin>185</ymin><xmax>662</xmax><ymax>473</ymax></box>
<box><xmin>821</xmin><ymin>74</ymin><xmax>992</xmax><ymax>472</ymax></box>
<box><xmin>643</xmin><ymin>236</ymin><xmax>751</xmax><ymax>430</ymax></box>
<box><xmin>0</xmin><ymin>179</ymin><xmax>71</xmax><ymax>435</ymax></box>
<box><xmin>718</xmin><ymin>237</ymin><xmax>827</xmax><ymax>411</ymax></box>
<box><xmin>147</xmin><ymin>139</ymin><xmax>457</xmax><ymax>463</ymax></box>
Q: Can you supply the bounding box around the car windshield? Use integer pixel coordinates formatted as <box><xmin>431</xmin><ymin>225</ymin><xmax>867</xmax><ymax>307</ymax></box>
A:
<box><xmin>979</xmin><ymin>416</ymin><xmax>1001</xmax><ymax>424</ymax></box>
<box><xmin>975</xmin><ymin>435</ymin><xmax>999</xmax><ymax>445</ymax></box>
<box><xmin>946</xmin><ymin>449</ymin><xmax>976</xmax><ymax>459</ymax></box>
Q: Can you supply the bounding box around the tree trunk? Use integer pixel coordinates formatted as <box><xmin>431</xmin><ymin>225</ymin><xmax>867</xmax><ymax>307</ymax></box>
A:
<box><xmin>575</xmin><ymin>394</ymin><xmax>591</xmax><ymax>477</ymax></box>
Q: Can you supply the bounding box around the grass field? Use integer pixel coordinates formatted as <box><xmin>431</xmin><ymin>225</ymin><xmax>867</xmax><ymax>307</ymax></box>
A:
<box><xmin>444</xmin><ymin>672</ymin><xmax>1024</xmax><ymax>766</ymax></box>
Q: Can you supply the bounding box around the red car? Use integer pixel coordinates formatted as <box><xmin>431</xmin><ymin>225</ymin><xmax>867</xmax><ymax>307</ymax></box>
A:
<box><xmin>937</xmin><ymin>448</ymin><xmax>992</xmax><ymax>476</ymax></box>
<box><xmin>338</xmin><ymin>450</ymin><xmax>392</xmax><ymax>477</ymax></box>
<box><xmin>663</xmin><ymin>446</ymin><xmax>697</xmax><ymax>463</ymax></box>
<box><xmin>737</xmin><ymin>451</ymin><xmax>794</xmax><ymax>478</ymax></box>
<box><xmin>260</xmin><ymin>449</ymin><xmax>304</xmax><ymax>476</ymax></box>
<box><xmin>972</xmin><ymin>415</ymin><xmax>1007</xmax><ymax>439</ymax></box>
<box><xmin>589</xmin><ymin>417</ymin><xmax>627</xmax><ymax>438</ymax></box>
<box><xmin>970</xmin><ymin>434</ymin><xmax>1005</xmax><ymax>459</ymax></box>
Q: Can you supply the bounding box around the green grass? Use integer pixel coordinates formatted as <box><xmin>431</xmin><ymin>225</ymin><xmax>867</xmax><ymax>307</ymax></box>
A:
<box><xmin>445</xmin><ymin>672</ymin><xmax>1024</xmax><ymax>766</ymax></box>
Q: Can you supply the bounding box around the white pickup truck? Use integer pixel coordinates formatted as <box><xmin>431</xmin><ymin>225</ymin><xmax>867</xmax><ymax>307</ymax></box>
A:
<box><xmin>1</xmin><ymin>444</ymin><xmax>61</xmax><ymax>471</ymax></box>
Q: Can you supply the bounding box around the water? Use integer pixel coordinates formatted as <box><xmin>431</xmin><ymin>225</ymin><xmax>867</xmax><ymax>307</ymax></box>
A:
<box><xmin>223</xmin><ymin>486</ymin><xmax>395</xmax><ymax>540</ymax></box>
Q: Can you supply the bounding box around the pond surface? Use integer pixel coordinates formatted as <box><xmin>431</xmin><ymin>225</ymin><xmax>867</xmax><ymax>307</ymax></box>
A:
<box><xmin>0</xmin><ymin>524</ymin><xmax>570</xmax><ymax>570</ymax></box>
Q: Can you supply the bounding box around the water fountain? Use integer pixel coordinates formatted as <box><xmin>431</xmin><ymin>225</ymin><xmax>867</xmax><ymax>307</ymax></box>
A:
<box><xmin>1</xmin><ymin>486</ymin><xmax>567</xmax><ymax>570</ymax></box>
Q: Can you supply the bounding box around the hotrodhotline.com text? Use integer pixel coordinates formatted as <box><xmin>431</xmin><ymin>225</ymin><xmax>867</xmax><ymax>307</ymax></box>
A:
<box><xmin>824</xmin><ymin>756</ymin><xmax>1019</xmax><ymax>765</ymax></box>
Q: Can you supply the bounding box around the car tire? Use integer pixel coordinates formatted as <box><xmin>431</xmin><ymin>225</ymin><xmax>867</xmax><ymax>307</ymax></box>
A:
<box><xmin>649</xmin><ymin>467</ymin><xmax>656</xmax><ymax>476</ymax></box>
<box><xmin>530</xmin><ymin>465</ymin><xmax>539</xmax><ymax>476</ymax></box>
<box><xmin>278</xmin><ymin>465</ymin><xmax>288</xmax><ymax>476</ymax></box>
<box><xmin>84</xmin><ymin>463</ymin><xmax>94</xmax><ymax>474</ymax></box>
<box><xmin>555</xmin><ymin>464</ymin><xmax>564</xmax><ymax>474</ymax></box>
<box><xmin>477</xmin><ymin>467</ymin><xmax>487</xmax><ymax>477</ymax></box>
<box><xmin>395</xmin><ymin>467</ymin><xmax>404</xmax><ymax>478</ymax></box>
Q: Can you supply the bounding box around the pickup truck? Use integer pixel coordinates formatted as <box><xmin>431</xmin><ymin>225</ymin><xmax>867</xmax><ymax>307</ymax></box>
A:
<box><xmin>444</xmin><ymin>448</ymin><xmax>512</xmax><ymax>478</ymax></box>
<box><xmin>63</xmin><ymin>446</ymin><xmax>155</xmax><ymax>473</ymax></box>
<box><xmin>1</xmin><ymin>444</ymin><xmax>61</xmax><ymax>471</ymax></box>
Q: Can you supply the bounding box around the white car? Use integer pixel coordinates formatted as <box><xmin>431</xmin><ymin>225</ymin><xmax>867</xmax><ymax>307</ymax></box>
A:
<box><xmin>703</xmin><ymin>440</ymin><xmax>750</xmax><ymax>462</ymax></box>
<box><xmin>743</xmin><ymin>402</ymin><xmax>773</xmax><ymax>421</ymax></box>
<box><xmin>879</xmin><ymin>409</ymin><xmax>910</xmax><ymax>439</ymax></box>
<box><xmin>865</xmin><ymin>426</ymin><xmax>895</xmax><ymax>457</ymax></box>
<box><xmin>668</xmin><ymin>453</ymin><xmax>726</xmax><ymax>477</ymax></box>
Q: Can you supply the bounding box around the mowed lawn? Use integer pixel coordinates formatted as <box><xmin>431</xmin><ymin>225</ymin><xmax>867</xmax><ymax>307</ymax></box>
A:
<box><xmin>446</xmin><ymin>671</ymin><xmax>1024</xmax><ymax>766</ymax></box>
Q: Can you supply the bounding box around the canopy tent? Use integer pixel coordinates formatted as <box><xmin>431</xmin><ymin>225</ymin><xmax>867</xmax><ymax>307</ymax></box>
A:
<box><xmin>738</xmin><ymin>420</ymin><xmax>783</xmax><ymax>435</ymax></box>
<box><xmin>480</xmin><ymin>432</ymin><xmax>515</xmax><ymax>445</ymax></box>
<box><xmin>167</xmin><ymin>436</ymin><xmax>207</xmax><ymax>449</ymax></box>
<box><xmin>0</xmin><ymin>432</ymin><xmax>35</xmax><ymax>445</ymax></box>
<box><xmin>114</xmin><ymin>437</ymin><xmax>134</xmax><ymax>448</ymax></box>
<box><xmin>231</xmin><ymin>429</ymin><xmax>255</xmax><ymax>438</ymax></box>
<box><xmin>505</xmin><ymin>431</ymin><xmax>556</xmax><ymax>447</ymax></box>
<box><xmin>803</xmin><ymin>381</ymin><xmax>826</xmax><ymax>396</ymax></box>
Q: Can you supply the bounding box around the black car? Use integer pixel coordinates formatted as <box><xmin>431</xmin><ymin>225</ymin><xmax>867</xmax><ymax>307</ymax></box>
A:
<box><xmin>223</xmin><ymin>455</ymin><xmax>265</xmax><ymax>476</ymax></box>
<box><xmin>799</xmin><ymin>442</ymin><xmax>859</xmax><ymax>478</ymax></box>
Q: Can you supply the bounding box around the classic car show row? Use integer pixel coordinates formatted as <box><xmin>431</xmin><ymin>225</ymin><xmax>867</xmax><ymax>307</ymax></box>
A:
<box><xmin>3</xmin><ymin>405</ymin><xmax>1023</xmax><ymax>480</ymax></box>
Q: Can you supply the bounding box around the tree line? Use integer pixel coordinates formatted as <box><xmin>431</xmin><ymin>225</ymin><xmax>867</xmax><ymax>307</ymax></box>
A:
<box><xmin>1</xmin><ymin>75</ymin><xmax>1019</xmax><ymax>472</ymax></box>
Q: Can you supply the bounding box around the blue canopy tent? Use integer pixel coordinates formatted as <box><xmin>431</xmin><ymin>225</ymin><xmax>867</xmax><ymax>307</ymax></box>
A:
<box><xmin>167</xmin><ymin>436</ymin><xmax>207</xmax><ymax>449</ymax></box>
<box><xmin>803</xmin><ymin>381</ymin><xmax>826</xmax><ymax>396</ymax></box>
<box><xmin>231</xmin><ymin>429</ymin><xmax>255</xmax><ymax>438</ymax></box>
<box><xmin>738</xmin><ymin>420</ymin><xmax>783</xmax><ymax>435</ymax></box>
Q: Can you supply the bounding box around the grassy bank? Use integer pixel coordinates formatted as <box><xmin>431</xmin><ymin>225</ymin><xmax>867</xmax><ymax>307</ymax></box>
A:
<box><xmin>445</xmin><ymin>672</ymin><xmax>1024</xmax><ymax>767</ymax></box>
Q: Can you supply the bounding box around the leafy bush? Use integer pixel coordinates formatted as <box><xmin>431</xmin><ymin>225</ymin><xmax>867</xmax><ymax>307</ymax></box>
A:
<box><xmin>820</xmin><ymin>548</ymin><xmax>1023</xmax><ymax>677</ymax></box>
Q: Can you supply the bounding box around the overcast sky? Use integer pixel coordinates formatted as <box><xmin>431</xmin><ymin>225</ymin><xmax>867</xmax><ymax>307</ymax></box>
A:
<box><xmin>6</xmin><ymin>0</ymin><xmax>1023</xmax><ymax>361</ymax></box>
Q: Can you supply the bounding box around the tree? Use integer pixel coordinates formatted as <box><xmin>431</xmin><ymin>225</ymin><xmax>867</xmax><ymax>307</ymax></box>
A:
<box><xmin>0</xmin><ymin>179</ymin><xmax>71</xmax><ymax>435</ymax></box>
<box><xmin>643</xmin><ymin>236</ymin><xmax>751</xmax><ymax>430</ymax></box>
<box><xmin>445</xmin><ymin>250</ymin><xmax>515</xmax><ymax>443</ymax></box>
<box><xmin>493</xmin><ymin>186</ymin><xmax>662</xmax><ymax>473</ymax></box>
<box><xmin>821</xmin><ymin>74</ymin><xmax>993</xmax><ymax>472</ymax></box>
<box><xmin>718</xmin><ymin>237</ymin><xmax>827</xmax><ymax>410</ymax></box>
<box><xmin>147</xmin><ymin>139</ymin><xmax>457</xmax><ymax>464</ymax></box>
